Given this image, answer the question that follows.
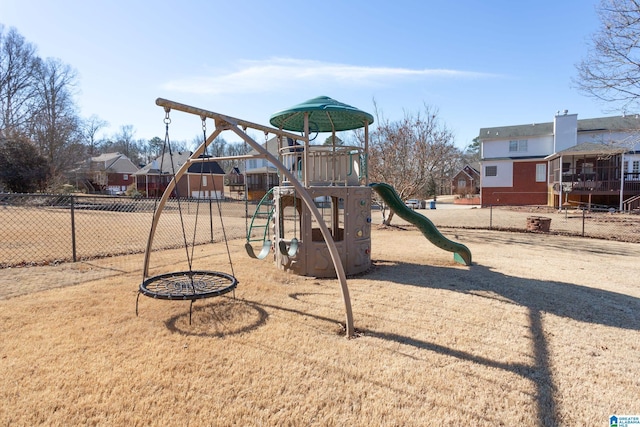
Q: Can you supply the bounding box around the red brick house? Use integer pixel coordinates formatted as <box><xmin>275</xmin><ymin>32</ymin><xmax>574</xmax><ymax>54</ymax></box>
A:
<box><xmin>81</xmin><ymin>152</ymin><xmax>138</xmax><ymax>194</ymax></box>
<box><xmin>135</xmin><ymin>152</ymin><xmax>225</xmax><ymax>198</ymax></box>
<box><xmin>479</xmin><ymin>112</ymin><xmax>640</xmax><ymax>209</ymax></box>
<box><xmin>452</xmin><ymin>165</ymin><xmax>480</xmax><ymax>196</ymax></box>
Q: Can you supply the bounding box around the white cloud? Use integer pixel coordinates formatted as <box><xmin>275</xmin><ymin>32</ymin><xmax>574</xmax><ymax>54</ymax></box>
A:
<box><xmin>162</xmin><ymin>58</ymin><xmax>498</xmax><ymax>95</ymax></box>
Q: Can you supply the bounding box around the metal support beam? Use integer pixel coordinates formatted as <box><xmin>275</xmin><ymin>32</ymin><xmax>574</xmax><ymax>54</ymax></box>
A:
<box><xmin>148</xmin><ymin>98</ymin><xmax>355</xmax><ymax>338</ymax></box>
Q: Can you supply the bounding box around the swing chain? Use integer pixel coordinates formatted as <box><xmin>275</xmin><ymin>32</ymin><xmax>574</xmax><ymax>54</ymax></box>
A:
<box><xmin>164</xmin><ymin>107</ymin><xmax>171</xmax><ymax>125</ymax></box>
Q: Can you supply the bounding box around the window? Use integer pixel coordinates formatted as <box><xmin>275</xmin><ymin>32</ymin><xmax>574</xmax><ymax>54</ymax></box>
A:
<box><xmin>623</xmin><ymin>161</ymin><xmax>629</xmax><ymax>172</ymax></box>
<box><xmin>535</xmin><ymin>163</ymin><xmax>546</xmax><ymax>182</ymax></box>
<box><xmin>458</xmin><ymin>179</ymin><xmax>467</xmax><ymax>188</ymax></box>
<box><xmin>123</xmin><ymin>174</ymin><xmax>128</xmax><ymax>180</ymax></box>
<box><xmin>485</xmin><ymin>165</ymin><xmax>497</xmax><ymax>177</ymax></box>
<box><xmin>509</xmin><ymin>140</ymin><xmax>528</xmax><ymax>152</ymax></box>
<box><xmin>633</xmin><ymin>161</ymin><xmax>640</xmax><ymax>173</ymax></box>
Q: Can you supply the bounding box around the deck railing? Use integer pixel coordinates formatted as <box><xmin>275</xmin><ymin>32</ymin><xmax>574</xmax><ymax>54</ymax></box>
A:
<box><xmin>623</xmin><ymin>194</ymin><xmax>640</xmax><ymax>211</ymax></box>
<box><xmin>552</xmin><ymin>170</ymin><xmax>640</xmax><ymax>193</ymax></box>
<box><xmin>279</xmin><ymin>145</ymin><xmax>364</xmax><ymax>186</ymax></box>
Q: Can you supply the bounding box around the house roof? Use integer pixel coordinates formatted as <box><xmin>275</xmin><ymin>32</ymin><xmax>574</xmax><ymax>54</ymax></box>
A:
<box><xmin>479</xmin><ymin>115</ymin><xmax>640</xmax><ymax>140</ymax></box>
<box><xmin>186</xmin><ymin>156</ymin><xmax>225</xmax><ymax>174</ymax></box>
<box><xmin>91</xmin><ymin>152</ymin><xmax>122</xmax><ymax>162</ymax></box>
<box><xmin>134</xmin><ymin>151</ymin><xmax>192</xmax><ymax>175</ymax></box>
<box><xmin>480</xmin><ymin>122</ymin><xmax>553</xmax><ymax>140</ymax></box>
<box><xmin>545</xmin><ymin>142</ymin><xmax>628</xmax><ymax>160</ymax></box>
<box><xmin>89</xmin><ymin>152</ymin><xmax>138</xmax><ymax>173</ymax></box>
<box><xmin>464</xmin><ymin>164</ymin><xmax>480</xmax><ymax>175</ymax></box>
<box><xmin>455</xmin><ymin>165</ymin><xmax>480</xmax><ymax>180</ymax></box>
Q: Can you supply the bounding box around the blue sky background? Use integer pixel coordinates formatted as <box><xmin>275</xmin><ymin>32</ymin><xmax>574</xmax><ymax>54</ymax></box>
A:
<box><xmin>1</xmin><ymin>0</ymin><xmax>607</xmax><ymax>150</ymax></box>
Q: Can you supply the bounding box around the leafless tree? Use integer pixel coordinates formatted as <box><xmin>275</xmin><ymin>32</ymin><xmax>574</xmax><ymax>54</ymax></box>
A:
<box><xmin>114</xmin><ymin>124</ymin><xmax>136</xmax><ymax>158</ymax></box>
<box><xmin>198</xmin><ymin>135</ymin><xmax>248</xmax><ymax>172</ymax></box>
<box><xmin>82</xmin><ymin>114</ymin><xmax>108</xmax><ymax>156</ymax></box>
<box><xmin>100</xmin><ymin>124</ymin><xmax>146</xmax><ymax>165</ymax></box>
<box><xmin>365</xmin><ymin>103</ymin><xmax>461</xmax><ymax>225</ymax></box>
<box><xmin>0</xmin><ymin>25</ymin><xmax>40</xmax><ymax>136</ymax></box>
<box><xmin>30</xmin><ymin>57</ymin><xmax>83</xmax><ymax>180</ymax></box>
<box><xmin>576</xmin><ymin>0</ymin><xmax>640</xmax><ymax>112</ymax></box>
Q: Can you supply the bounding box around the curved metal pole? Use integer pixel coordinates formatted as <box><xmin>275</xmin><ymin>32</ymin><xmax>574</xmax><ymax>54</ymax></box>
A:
<box><xmin>153</xmin><ymin>98</ymin><xmax>355</xmax><ymax>338</ymax></box>
<box><xmin>142</xmin><ymin>127</ymin><xmax>224</xmax><ymax>278</ymax></box>
<box><xmin>228</xmin><ymin>126</ymin><xmax>355</xmax><ymax>338</ymax></box>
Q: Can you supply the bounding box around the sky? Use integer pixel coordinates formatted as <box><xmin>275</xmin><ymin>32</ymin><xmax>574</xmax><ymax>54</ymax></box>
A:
<box><xmin>1</xmin><ymin>0</ymin><xmax>609</xmax><ymax>151</ymax></box>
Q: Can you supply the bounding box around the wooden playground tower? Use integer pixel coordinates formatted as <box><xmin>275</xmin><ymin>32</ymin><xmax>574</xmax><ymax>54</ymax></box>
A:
<box><xmin>268</xmin><ymin>97</ymin><xmax>374</xmax><ymax>279</ymax></box>
<box><xmin>144</xmin><ymin>96</ymin><xmax>375</xmax><ymax>338</ymax></box>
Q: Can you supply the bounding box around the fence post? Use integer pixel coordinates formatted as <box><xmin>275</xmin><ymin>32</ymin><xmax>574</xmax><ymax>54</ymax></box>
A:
<box><xmin>489</xmin><ymin>205</ymin><xmax>493</xmax><ymax>230</ymax></box>
<box><xmin>70</xmin><ymin>195</ymin><xmax>77</xmax><ymax>262</ymax></box>
<box><xmin>209</xmin><ymin>199</ymin><xmax>214</xmax><ymax>243</ymax></box>
<box><xmin>582</xmin><ymin>207</ymin><xmax>586</xmax><ymax>237</ymax></box>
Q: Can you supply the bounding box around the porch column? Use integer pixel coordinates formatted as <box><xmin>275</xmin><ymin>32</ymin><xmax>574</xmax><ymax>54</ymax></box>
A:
<box><xmin>303</xmin><ymin>113</ymin><xmax>309</xmax><ymax>187</ymax></box>
<box><xmin>559</xmin><ymin>155</ymin><xmax>563</xmax><ymax>209</ymax></box>
<box><xmin>620</xmin><ymin>153</ymin><xmax>625</xmax><ymax>212</ymax></box>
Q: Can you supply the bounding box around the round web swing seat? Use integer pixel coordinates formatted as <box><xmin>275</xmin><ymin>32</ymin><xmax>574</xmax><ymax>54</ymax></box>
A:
<box><xmin>139</xmin><ymin>270</ymin><xmax>237</xmax><ymax>301</ymax></box>
<box><xmin>137</xmin><ymin>270</ymin><xmax>238</xmax><ymax>324</ymax></box>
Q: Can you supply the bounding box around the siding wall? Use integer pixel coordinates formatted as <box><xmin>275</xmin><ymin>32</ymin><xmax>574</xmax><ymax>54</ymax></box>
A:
<box><xmin>482</xmin><ymin>135</ymin><xmax>553</xmax><ymax>159</ymax></box>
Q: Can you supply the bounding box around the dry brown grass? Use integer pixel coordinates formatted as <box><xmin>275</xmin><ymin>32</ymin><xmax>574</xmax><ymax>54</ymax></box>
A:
<box><xmin>1</xmin><ymin>227</ymin><xmax>639</xmax><ymax>426</ymax></box>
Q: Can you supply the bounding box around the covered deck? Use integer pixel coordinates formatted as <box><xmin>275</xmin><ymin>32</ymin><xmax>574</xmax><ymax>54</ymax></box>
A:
<box><xmin>547</xmin><ymin>143</ymin><xmax>640</xmax><ymax>211</ymax></box>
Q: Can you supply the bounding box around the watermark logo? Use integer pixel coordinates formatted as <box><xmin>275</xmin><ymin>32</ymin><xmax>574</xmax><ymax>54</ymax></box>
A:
<box><xmin>610</xmin><ymin>415</ymin><xmax>640</xmax><ymax>427</ymax></box>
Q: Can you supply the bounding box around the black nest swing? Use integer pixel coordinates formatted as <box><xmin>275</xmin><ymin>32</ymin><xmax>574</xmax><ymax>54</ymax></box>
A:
<box><xmin>140</xmin><ymin>270</ymin><xmax>237</xmax><ymax>300</ymax></box>
<box><xmin>137</xmin><ymin>270</ymin><xmax>237</xmax><ymax>324</ymax></box>
<box><xmin>136</xmin><ymin>111</ymin><xmax>237</xmax><ymax>323</ymax></box>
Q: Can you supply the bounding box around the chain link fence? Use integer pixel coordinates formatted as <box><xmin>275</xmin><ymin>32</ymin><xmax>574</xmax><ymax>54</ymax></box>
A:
<box><xmin>0</xmin><ymin>193</ymin><xmax>248</xmax><ymax>268</ymax></box>
<box><xmin>375</xmin><ymin>202</ymin><xmax>640</xmax><ymax>243</ymax></box>
<box><xmin>1</xmin><ymin>194</ymin><xmax>639</xmax><ymax>271</ymax></box>
<box><xmin>481</xmin><ymin>205</ymin><xmax>640</xmax><ymax>243</ymax></box>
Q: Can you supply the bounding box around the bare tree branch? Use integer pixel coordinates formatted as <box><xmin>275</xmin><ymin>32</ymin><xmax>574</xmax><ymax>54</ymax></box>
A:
<box><xmin>366</xmin><ymin>104</ymin><xmax>462</xmax><ymax>225</ymax></box>
<box><xmin>576</xmin><ymin>0</ymin><xmax>640</xmax><ymax>111</ymax></box>
<box><xmin>0</xmin><ymin>26</ymin><xmax>41</xmax><ymax>135</ymax></box>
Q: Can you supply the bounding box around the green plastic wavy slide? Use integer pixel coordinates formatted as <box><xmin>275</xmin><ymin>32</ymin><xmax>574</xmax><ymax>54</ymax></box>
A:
<box><xmin>370</xmin><ymin>182</ymin><xmax>472</xmax><ymax>266</ymax></box>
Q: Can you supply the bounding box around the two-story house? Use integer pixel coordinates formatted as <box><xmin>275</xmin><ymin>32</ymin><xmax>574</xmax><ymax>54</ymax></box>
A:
<box><xmin>452</xmin><ymin>164</ymin><xmax>480</xmax><ymax>196</ymax></box>
<box><xmin>134</xmin><ymin>152</ymin><xmax>225</xmax><ymax>199</ymax></box>
<box><xmin>479</xmin><ymin>111</ymin><xmax>640</xmax><ymax>210</ymax></box>
<box><xmin>244</xmin><ymin>136</ymin><xmax>282</xmax><ymax>201</ymax></box>
<box><xmin>82</xmin><ymin>152</ymin><xmax>138</xmax><ymax>194</ymax></box>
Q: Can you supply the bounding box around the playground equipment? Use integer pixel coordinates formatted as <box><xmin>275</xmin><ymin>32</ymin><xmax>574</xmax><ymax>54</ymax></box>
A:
<box><xmin>137</xmin><ymin>96</ymin><xmax>372</xmax><ymax>337</ymax></box>
<box><xmin>269</xmin><ymin>96</ymin><xmax>375</xmax><ymax>278</ymax></box>
<box><xmin>136</xmin><ymin>96</ymin><xmax>472</xmax><ymax>337</ymax></box>
<box><xmin>137</xmin><ymin>113</ymin><xmax>238</xmax><ymax>323</ymax></box>
<box><xmin>245</xmin><ymin>188</ymin><xmax>275</xmax><ymax>260</ymax></box>
<box><xmin>370</xmin><ymin>182</ymin><xmax>472</xmax><ymax>266</ymax></box>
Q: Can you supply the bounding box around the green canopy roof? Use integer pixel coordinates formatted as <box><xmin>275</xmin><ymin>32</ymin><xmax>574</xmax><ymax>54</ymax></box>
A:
<box><xmin>269</xmin><ymin>96</ymin><xmax>374</xmax><ymax>132</ymax></box>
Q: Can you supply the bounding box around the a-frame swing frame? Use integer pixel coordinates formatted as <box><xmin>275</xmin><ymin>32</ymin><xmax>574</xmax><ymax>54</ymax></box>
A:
<box><xmin>143</xmin><ymin>98</ymin><xmax>355</xmax><ymax>338</ymax></box>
